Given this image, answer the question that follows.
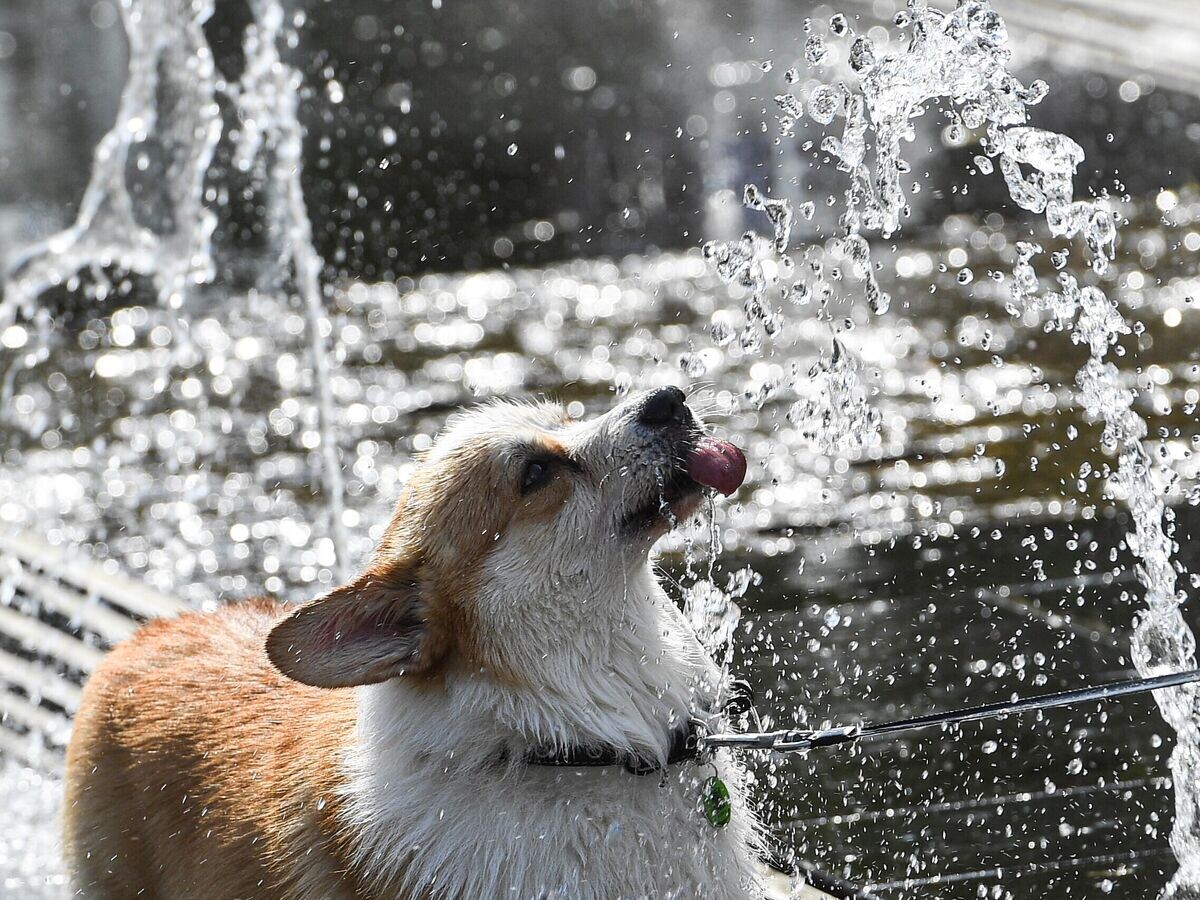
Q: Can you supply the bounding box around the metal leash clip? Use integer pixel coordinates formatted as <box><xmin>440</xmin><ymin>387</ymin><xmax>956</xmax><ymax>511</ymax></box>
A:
<box><xmin>773</xmin><ymin>725</ymin><xmax>860</xmax><ymax>751</ymax></box>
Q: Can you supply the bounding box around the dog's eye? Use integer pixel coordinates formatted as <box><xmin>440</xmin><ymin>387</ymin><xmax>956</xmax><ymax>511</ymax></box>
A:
<box><xmin>521</xmin><ymin>459</ymin><xmax>553</xmax><ymax>494</ymax></box>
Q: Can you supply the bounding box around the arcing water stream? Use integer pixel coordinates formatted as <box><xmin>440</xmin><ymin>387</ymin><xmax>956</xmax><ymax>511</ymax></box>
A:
<box><xmin>700</xmin><ymin>1</ymin><xmax>1200</xmax><ymax>894</ymax></box>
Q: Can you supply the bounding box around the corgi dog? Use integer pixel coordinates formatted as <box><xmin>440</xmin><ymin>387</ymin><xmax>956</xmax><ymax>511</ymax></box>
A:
<box><xmin>63</xmin><ymin>387</ymin><xmax>762</xmax><ymax>899</ymax></box>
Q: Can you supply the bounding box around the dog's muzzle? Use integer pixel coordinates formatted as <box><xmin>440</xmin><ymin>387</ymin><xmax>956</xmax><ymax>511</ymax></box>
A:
<box><xmin>619</xmin><ymin>388</ymin><xmax>747</xmax><ymax>532</ymax></box>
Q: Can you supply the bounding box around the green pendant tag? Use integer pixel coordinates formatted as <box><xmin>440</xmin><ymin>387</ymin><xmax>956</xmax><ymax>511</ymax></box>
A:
<box><xmin>702</xmin><ymin>775</ymin><xmax>732</xmax><ymax>828</ymax></box>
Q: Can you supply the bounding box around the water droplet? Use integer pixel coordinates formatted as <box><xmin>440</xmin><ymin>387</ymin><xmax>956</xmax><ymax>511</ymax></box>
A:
<box><xmin>679</xmin><ymin>352</ymin><xmax>707</xmax><ymax>378</ymax></box>
<box><xmin>787</xmin><ymin>282</ymin><xmax>812</xmax><ymax>306</ymax></box>
<box><xmin>808</xmin><ymin>84</ymin><xmax>843</xmax><ymax>125</ymax></box>
<box><xmin>710</xmin><ymin>320</ymin><xmax>735</xmax><ymax>347</ymax></box>
<box><xmin>849</xmin><ymin>36</ymin><xmax>876</xmax><ymax>73</ymax></box>
<box><xmin>805</xmin><ymin>35</ymin><xmax>831</xmax><ymax>67</ymax></box>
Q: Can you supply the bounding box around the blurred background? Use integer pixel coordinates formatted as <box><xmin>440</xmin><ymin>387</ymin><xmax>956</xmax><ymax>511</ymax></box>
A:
<box><xmin>3</xmin><ymin>0</ymin><xmax>1200</xmax><ymax>897</ymax></box>
<box><xmin>5</xmin><ymin>0</ymin><xmax>1200</xmax><ymax>275</ymax></box>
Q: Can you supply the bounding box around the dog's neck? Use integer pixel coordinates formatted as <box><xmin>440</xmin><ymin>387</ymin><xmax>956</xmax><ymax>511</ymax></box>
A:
<box><xmin>338</xmin><ymin>558</ymin><xmax>741</xmax><ymax>900</ymax></box>
<box><xmin>353</xmin><ymin>557</ymin><xmax>718</xmax><ymax>773</ymax></box>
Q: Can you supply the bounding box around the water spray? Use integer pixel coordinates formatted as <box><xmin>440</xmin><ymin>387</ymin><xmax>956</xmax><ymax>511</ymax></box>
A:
<box><xmin>0</xmin><ymin>0</ymin><xmax>350</xmax><ymax>582</ymax></box>
<box><xmin>701</xmin><ymin>2</ymin><xmax>1200</xmax><ymax>890</ymax></box>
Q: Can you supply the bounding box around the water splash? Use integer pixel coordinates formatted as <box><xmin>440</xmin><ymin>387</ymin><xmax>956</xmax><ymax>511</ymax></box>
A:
<box><xmin>0</xmin><ymin>0</ymin><xmax>348</xmax><ymax>580</ymax></box>
<box><xmin>234</xmin><ymin>0</ymin><xmax>349</xmax><ymax>580</ymax></box>
<box><xmin>682</xmin><ymin>495</ymin><xmax>755</xmax><ymax>676</ymax></box>
<box><xmin>712</xmin><ymin>1</ymin><xmax>1200</xmax><ymax>891</ymax></box>
<box><xmin>742</xmin><ymin>184</ymin><xmax>794</xmax><ymax>256</ymax></box>
<box><xmin>2</xmin><ymin>0</ymin><xmax>221</xmax><ymax>321</ymax></box>
<box><xmin>788</xmin><ymin>337</ymin><xmax>881</xmax><ymax>455</ymax></box>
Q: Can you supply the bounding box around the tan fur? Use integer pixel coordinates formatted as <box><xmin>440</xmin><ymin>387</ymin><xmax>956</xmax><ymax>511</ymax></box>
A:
<box><xmin>64</xmin><ymin>411</ymin><xmax>577</xmax><ymax>897</ymax></box>
<box><xmin>64</xmin><ymin>597</ymin><xmax>363</xmax><ymax>898</ymax></box>
<box><xmin>368</xmin><ymin>423</ymin><xmax>575</xmax><ymax>683</ymax></box>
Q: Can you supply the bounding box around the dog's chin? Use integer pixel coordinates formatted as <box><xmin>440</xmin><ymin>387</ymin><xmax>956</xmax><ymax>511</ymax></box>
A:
<box><xmin>620</xmin><ymin>473</ymin><xmax>706</xmax><ymax>539</ymax></box>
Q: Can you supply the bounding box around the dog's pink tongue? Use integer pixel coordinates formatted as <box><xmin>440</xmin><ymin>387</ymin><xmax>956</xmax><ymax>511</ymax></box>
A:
<box><xmin>686</xmin><ymin>438</ymin><xmax>747</xmax><ymax>496</ymax></box>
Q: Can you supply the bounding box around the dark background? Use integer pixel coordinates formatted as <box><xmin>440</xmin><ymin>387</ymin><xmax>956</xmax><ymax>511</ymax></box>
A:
<box><xmin>3</xmin><ymin>0</ymin><xmax>1199</xmax><ymax>288</ymax></box>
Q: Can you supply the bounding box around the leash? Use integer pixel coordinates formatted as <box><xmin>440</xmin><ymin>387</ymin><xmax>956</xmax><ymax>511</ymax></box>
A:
<box><xmin>702</xmin><ymin>668</ymin><xmax>1200</xmax><ymax>752</ymax></box>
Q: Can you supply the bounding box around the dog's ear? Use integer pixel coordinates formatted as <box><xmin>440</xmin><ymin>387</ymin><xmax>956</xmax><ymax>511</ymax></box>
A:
<box><xmin>266</xmin><ymin>571</ymin><xmax>445</xmax><ymax>688</ymax></box>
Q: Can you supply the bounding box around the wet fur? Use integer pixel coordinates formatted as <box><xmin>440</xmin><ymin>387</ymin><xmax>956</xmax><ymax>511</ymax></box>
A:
<box><xmin>64</xmin><ymin>396</ymin><xmax>763</xmax><ymax>898</ymax></box>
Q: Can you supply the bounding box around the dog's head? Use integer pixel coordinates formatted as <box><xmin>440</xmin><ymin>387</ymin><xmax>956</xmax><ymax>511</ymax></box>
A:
<box><xmin>266</xmin><ymin>389</ymin><xmax>746</xmax><ymax>688</ymax></box>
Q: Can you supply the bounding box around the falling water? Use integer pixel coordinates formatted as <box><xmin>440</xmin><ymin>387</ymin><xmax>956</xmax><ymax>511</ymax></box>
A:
<box><xmin>701</xmin><ymin>1</ymin><xmax>1200</xmax><ymax>893</ymax></box>
<box><xmin>1</xmin><ymin>0</ymin><xmax>220</xmax><ymax>321</ymax></box>
<box><xmin>0</xmin><ymin>0</ymin><xmax>349</xmax><ymax>580</ymax></box>
<box><xmin>234</xmin><ymin>0</ymin><xmax>349</xmax><ymax>581</ymax></box>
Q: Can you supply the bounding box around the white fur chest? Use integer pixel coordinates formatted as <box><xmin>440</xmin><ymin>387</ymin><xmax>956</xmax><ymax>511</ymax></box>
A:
<box><xmin>339</xmin><ymin>568</ymin><xmax>764</xmax><ymax>899</ymax></box>
<box><xmin>343</xmin><ymin>738</ymin><xmax>761</xmax><ymax>899</ymax></box>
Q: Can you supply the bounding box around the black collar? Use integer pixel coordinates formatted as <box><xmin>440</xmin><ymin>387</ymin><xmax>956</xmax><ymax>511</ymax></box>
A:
<box><xmin>524</xmin><ymin>719</ymin><xmax>700</xmax><ymax>776</ymax></box>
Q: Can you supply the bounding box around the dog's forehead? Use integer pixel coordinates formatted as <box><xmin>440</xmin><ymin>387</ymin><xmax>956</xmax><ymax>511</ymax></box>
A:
<box><xmin>431</xmin><ymin>400</ymin><xmax>570</xmax><ymax>455</ymax></box>
<box><xmin>423</xmin><ymin>399</ymin><xmax>635</xmax><ymax>472</ymax></box>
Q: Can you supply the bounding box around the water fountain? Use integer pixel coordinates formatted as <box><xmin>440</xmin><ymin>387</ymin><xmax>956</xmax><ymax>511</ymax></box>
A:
<box><xmin>1</xmin><ymin>0</ymin><xmax>1199</xmax><ymax>895</ymax></box>
<box><xmin>0</xmin><ymin>0</ymin><xmax>349</xmax><ymax>580</ymax></box>
<box><xmin>700</xmin><ymin>1</ymin><xmax>1200</xmax><ymax>894</ymax></box>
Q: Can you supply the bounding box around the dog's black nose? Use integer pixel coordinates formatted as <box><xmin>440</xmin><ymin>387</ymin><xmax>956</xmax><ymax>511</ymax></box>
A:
<box><xmin>638</xmin><ymin>386</ymin><xmax>687</xmax><ymax>427</ymax></box>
